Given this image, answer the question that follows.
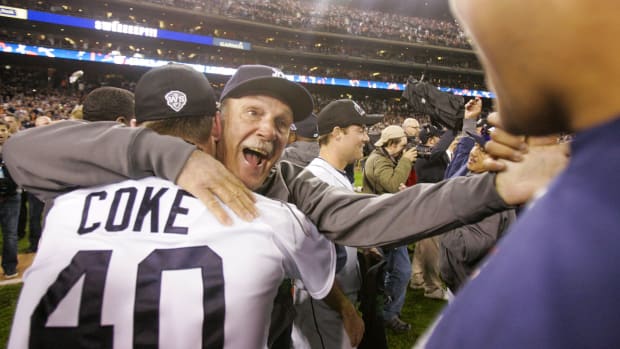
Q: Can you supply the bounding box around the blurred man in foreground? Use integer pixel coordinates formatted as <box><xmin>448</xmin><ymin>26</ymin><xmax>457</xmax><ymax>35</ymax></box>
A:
<box><xmin>417</xmin><ymin>1</ymin><xmax>620</xmax><ymax>347</ymax></box>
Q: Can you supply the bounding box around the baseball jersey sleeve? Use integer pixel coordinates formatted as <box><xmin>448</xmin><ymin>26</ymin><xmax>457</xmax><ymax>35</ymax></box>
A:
<box><xmin>275</xmin><ymin>204</ymin><xmax>336</xmax><ymax>300</ymax></box>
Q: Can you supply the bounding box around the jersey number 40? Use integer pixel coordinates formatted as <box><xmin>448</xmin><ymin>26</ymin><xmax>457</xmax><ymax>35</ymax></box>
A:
<box><xmin>29</xmin><ymin>246</ymin><xmax>225</xmax><ymax>349</ymax></box>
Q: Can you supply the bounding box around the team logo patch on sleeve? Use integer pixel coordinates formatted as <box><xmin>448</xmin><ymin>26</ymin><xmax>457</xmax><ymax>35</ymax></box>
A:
<box><xmin>165</xmin><ymin>90</ymin><xmax>187</xmax><ymax>112</ymax></box>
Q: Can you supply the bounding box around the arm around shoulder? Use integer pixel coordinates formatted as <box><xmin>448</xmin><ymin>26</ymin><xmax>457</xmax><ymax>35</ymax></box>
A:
<box><xmin>3</xmin><ymin>120</ymin><xmax>194</xmax><ymax>201</ymax></box>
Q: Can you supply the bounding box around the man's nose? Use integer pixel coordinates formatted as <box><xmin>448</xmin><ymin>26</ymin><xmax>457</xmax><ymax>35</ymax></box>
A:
<box><xmin>255</xmin><ymin>117</ymin><xmax>277</xmax><ymax>140</ymax></box>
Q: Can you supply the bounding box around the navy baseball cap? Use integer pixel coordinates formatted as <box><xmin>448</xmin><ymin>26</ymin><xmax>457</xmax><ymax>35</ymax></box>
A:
<box><xmin>219</xmin><ymin>65</ymin><xmax>313</xmax><ymax>122</ymax></box>
<box><xmin>317</xmin><ymin>99</ymin><xmax>383</xmax><ymax>135</ymax></box>
<box><xmin>135</xmin><ymin>63</ymin><xmax>217</xmax><ymax>123</ymax></box>
<box><xmin>293</xmin><ymin>113</ymin><xmax>319</xmax><ymax>138</ymax></box>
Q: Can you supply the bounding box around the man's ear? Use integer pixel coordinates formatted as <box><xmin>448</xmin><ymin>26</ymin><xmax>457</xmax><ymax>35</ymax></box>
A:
<box><xmin>129</xmin><ymin>118</ymin><xmax>138</xmax><ymax>128</ymax></box>
<box><xmin>332</xmin><ymin>126</ymin><xmax>343</xmax><ymax>139</ymax></box>
<box><xmin>211</xmin><ymin>111</ymin><xmax>222</xmax><ymax>142</ymax></box>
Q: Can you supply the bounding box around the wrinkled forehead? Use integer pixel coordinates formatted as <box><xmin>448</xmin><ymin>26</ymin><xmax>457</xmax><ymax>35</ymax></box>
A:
<box><xmin>224</xmin><ymin>94</ymin><xmax>293</xmax><ymax>114</ymax></box>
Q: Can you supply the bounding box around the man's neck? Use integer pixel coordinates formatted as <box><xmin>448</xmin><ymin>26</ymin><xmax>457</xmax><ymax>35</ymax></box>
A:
<box><xmin>318</xmin><ymin>147</ymin><xmax>347</xmax><ymax>171</ymax></box>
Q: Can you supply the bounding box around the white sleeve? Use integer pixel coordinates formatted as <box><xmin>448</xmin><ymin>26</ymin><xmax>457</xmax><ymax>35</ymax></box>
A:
<box><xmin>275</xmin><ymin>205</ymin><xmax>336</xmax><ymax>300</ymax></box>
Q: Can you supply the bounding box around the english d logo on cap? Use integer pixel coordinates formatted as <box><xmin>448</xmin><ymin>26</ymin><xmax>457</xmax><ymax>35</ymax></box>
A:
<box><xmin>317</xmin><ymin>99</ymin><xmax>383</xmax><ymax>135</ymax></box>
<box><xmin>165</xmin><ymin>90</ymin><xmax>187</xmax><ymax>112</ymax></box>
<box><xmin>353</xmin><ymin>101</ymin><xmax>366</xmax><ymax>117</ymax></box>
<box><xmin>219</xmin><ymin>64</ymin><xmax>314</xmax><ymax>123</ymax></box>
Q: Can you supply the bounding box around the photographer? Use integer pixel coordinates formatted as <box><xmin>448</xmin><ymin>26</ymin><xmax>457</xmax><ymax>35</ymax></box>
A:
<box><xmin>362</xmin><ymin>125</ymin><xmax>417</xmax><ymax>195</ymax></box>
<box><xmin>402</xmin><ymin>118</ymin><xmax>421</xmax><ymax>186</ymax></box>
<box><xmin>362</xmin><ymin>125</ymin><xmax>417</xmax><ymax>333</ymax></box>
<box><xmin>414</xmin><ymin>125</ymin><xmax>456</xmax><ymax>184</ymax></box>
<box><xmin>409</xmin><ymin>123</ymin><xmax>456</xmax><ymax>299</ymax></box>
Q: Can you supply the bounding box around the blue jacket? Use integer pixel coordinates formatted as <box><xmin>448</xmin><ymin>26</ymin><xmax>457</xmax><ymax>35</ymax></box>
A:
<box><xmin>422</xmin><ymin>116</ymin><xmax>620</xmax><ymax>348</ymax></box>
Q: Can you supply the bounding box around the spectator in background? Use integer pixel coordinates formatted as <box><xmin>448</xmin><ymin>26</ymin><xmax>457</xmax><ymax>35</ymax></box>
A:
<box><xmin>432</xmin><ymin>97</ymin><xmax>516</xmax><ymax>293</ymax></box>
<box><xmin>439</xmin><ymin>127</ymin><xmax>516</xmax><ymax>293</ymax></box>
<box><xmin>415</xmin><ymin>125</ymin><xmax>455</xmax><ymax>184</ymax></box>
<box><xmin>34</xmin><ymin>116</ymin><xmax>52</xmax><ymax>127</ymax></box>
<box><xmin>402</xmin><ymin>117</ymin><xmax>420</xmax><ymax>186</ymax></box>
<box><xmin>444</xmin><ymin>98</ymin><xmax>483</xmax><ymax>179</ymax></box>
<box><xmin>24</xmin><ymin>116</ymin><xmax>53</xmax><ymax>253</ymax></box>
<box><xmin>410</xmin><ymin>123</ymin><xmax>456</xmax><ymax>300</ymax></box>
<box><xmin>362</xmin><ymin>125</ymin><xmax>417</xmax><ymax>333</ymax></box>
<box><xmin>3</xmin><ymin>114</ymin><xmax>21</xmax><ymax>135</ymax></box>
<box><xmin>82</xmin><ymin>86</ymin><xmax>135</xmax><ymax>125</ymax></box>
<box><xmin>69</xmin><ymin>105</ymin><xmax>83</xmax><ymax>120</ymax></box>
<box><xmin>3</xmin><ymin>113</ymin><xmax>29</xmax><ymax>242</ymax></box>
<box><xmin>0</xmin><ymin>119</ymin><xmax>20</xmax><ymax>279</ymax></box>
<box><xmin>280</xmin><ymin>113</ymin><xmax>319</xmax><ymax>167</ymax></box>
<box><xmin>292</xmin><ymin>99</ymin><xmax>380</xmax><ymax>349</ymax></box>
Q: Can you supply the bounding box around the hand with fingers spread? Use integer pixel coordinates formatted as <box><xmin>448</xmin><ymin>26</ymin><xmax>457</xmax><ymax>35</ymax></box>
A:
<box><xmin>176</xmin><ymin>150</ymin><xmax>258</xmax><ymax>225</ymax></box>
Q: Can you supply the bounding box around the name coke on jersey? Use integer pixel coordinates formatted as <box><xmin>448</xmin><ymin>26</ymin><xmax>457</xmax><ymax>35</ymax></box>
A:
<box><xmin>77</xmin><ymin>185</ymin><xmax>193</xmax><ymax>235</ymax></box>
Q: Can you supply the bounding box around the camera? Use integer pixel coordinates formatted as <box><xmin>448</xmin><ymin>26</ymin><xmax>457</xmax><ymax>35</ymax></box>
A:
<box><xmin>404</xmin><ymin>136</ymin><xmax>417</xmax><ymax>151</ymax></box>
<box><xmin>405</xmin><ymin>136</ymin><xmax>432</xmax><ymax>158</ymax></box>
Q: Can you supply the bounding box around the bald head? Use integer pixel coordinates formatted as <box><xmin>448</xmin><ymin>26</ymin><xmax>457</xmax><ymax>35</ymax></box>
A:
<box><xmin>402</xmin><ymin>118</ymin><xmax>420</xmax><ymax>137</ymax></box>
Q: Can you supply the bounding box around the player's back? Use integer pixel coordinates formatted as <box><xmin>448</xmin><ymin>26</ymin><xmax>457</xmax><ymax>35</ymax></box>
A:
<box><xmin>8</xmin><ymin>177</ymin><xmax>335</xmax><ymax>349</ymax></box>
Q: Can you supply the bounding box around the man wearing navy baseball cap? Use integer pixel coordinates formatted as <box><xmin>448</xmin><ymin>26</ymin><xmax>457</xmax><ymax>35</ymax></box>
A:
<box><xmin>216</xmin><ymin>65</ymin><xmax>315</xmax><ymax>190</ymax></box>
<box><xmin>281</xmin><ymin>113</ymin><xmax>320</xmax><ymax>167</ymax></box>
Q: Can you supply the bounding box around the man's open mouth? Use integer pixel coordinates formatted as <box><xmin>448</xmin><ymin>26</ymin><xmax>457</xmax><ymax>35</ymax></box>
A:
<box><xmin>243</xmin><ymin>147</ymin><xmax>269</xmax><ymax>167</ymax></box>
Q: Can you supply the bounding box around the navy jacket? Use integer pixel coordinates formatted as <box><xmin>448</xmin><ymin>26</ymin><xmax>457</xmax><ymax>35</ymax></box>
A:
<box><xmin>422</xmin><ymin>116</ymin><xmax>620</xmax><ymax>348</ymax></box>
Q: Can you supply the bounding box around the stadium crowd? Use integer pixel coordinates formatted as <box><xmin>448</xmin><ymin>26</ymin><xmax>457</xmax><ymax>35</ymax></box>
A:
<box><xmin>0</xmin><ymin>64</ymin><xmax>416</xmax><ymax>124</ymax></box>
<box><xmin>150</xmin><ymin>0</ymin><xmax>471</xmax><ymax>48</ymax></box>
<box><xmin>12</xmin><ymin>0</ymin><xmax>472</xmax><ymax>49</ymax></box>
<box><xmin>0</xmin><ymin>28</ymin><xmax>484</xmax><ymax>90</ymax></box>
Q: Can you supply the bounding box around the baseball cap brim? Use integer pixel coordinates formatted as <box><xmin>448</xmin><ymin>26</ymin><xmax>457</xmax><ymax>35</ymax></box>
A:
<box><xmin>362</xmin><ymin>114</ymin><xmax>385</xmax><ymax>126</ymax></box>
<box><xmin>220</xmin><ymin>77</ymin><xmax>313</xmax><ymax>123</ymax></box>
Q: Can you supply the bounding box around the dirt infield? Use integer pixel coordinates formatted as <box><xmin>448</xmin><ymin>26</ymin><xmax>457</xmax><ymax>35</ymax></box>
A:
<box><xmin>0</xmin><ymin>252</ymin><xmax>35</xmax><ymax>285</ymax></box>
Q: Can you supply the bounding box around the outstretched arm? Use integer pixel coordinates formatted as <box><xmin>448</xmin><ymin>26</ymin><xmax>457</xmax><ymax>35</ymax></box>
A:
<box><xmin>276</xmin><ymin>139</ymin><xmax>566</xmax><ymax>249</ymax></box>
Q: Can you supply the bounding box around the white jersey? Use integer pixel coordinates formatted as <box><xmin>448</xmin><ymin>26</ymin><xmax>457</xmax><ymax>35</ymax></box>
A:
<box><xmin>292</xmin><ymin>158</ymin><xmax>361</xmax><ymax>349</ymax></box>
<box><xmin>9</xmin><ymin>177</ymin><xmax>335</xmax><ymax>349</ymax></box>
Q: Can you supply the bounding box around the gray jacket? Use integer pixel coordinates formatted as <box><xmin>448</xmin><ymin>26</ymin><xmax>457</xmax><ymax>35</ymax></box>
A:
<box><xmin>279</xmin><ymin>141</ymin><xmax>319</xmax><ymax>167</ymax></box>
<box><xmin>4</xmin><ymin>120</ymin><xmax>510</xmax><ymax>248</ymax></box>
<box><xmin>439</xmin><ymin>205</ymin><xmax>516</xmax><ymax>292</ymax></box>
